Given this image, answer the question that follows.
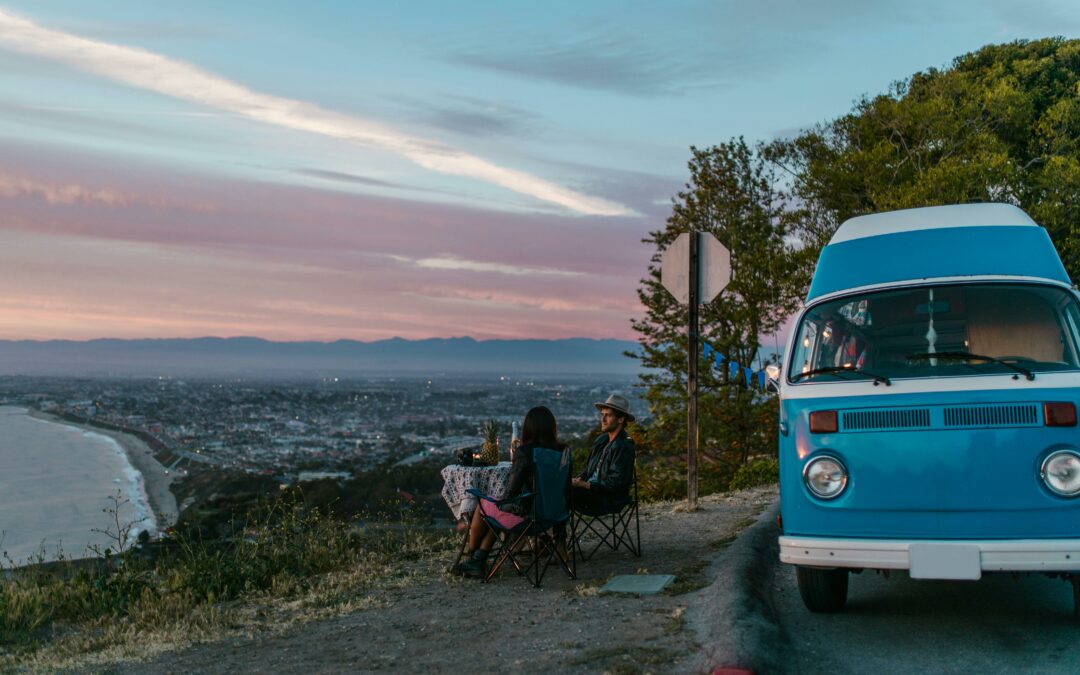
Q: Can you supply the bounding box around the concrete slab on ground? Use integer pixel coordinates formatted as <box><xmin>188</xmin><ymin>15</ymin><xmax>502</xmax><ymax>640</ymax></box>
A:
<box><xmin>600</xmin><ymin>574</ymin><xmax>676</xmax><ymax>595</ymax></box>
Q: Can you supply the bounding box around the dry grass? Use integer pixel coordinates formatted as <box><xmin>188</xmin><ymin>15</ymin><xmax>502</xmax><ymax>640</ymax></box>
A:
<box><xmin>0</xmin><ymin>496</ymin><xmax>456</xmax><ymax>673</ymax></box>
<box><xmin>3</xmin><ymin>545</ymin><xmax>448</xmax><ymax>673</ymax></box>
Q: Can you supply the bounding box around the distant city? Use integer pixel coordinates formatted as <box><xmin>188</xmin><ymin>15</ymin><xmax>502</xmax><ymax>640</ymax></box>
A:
<box><xmin>0</xmin><ymin>375</ymin><xmax>646</xmax><ymax>481</ymax></box>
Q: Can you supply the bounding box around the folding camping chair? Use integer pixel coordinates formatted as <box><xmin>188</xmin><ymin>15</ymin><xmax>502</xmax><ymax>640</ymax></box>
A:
<box><xmin>467</xmin><ymin>446</ymin><xmax>576</xmax><ymax>587</ymax></box>
<box><xmin>572</xmin><ymin>464</ymin><xmax>641</xmax><ymax>561</ymax></box>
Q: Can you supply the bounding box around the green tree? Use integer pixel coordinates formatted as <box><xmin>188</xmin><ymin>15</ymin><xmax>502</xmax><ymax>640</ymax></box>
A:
<box><xmin>630</xmin><ymin>140</ymin><xmax>805</xmax><ymax>494</ymax></box>
<box><xmin>768</xmin><ymin>38</ymin><xmax>1080</xmax><ymax>270</ymax></box>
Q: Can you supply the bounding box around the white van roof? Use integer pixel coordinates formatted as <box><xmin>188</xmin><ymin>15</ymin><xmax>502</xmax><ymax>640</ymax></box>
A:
<box><xmin>807</xmin><ymin>203</ymin><xmax>1068</xmax><ymax>301</ymax></box>
<box><xmin>830</xmin><ymin>203</ymin><xmax>1036</xmax><ymax>244</ymax></box>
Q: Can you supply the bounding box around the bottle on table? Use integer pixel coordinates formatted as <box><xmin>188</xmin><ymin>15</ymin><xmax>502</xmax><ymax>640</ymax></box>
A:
<box><xmin>510</xmin><ymin>421</ymin><xmax>519</xmax><ymax>461</ymax></box>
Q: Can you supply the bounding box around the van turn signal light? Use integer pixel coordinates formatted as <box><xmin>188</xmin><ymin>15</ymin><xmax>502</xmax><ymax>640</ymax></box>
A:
<box><xmin>1044</xmin><ymin>402</ymin><xmax>1077</xmax><ymax>427</ymax></box>
<box><xmin>809</xmin><ymin>410</ymin><xmax>839</xmax><ymax>434</ymax></box>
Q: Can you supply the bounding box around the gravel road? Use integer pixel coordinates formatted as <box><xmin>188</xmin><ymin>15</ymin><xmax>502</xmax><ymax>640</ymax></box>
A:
<box><xmin>771</xmin><ymin>551</ymin><xmax>1078</xmax><ymax>673</ymax></box>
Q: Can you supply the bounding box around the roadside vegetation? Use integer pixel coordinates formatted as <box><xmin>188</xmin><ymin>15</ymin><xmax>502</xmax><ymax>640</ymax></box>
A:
<box><xmin>0</xmin><ymin>489</ymin><xmax>454</xmax><ymax>671</ymax></box>
<box><xmin>630</xmin><ymin>38</ymin><xmax>1080</xmax><ymax>497</ymax></box>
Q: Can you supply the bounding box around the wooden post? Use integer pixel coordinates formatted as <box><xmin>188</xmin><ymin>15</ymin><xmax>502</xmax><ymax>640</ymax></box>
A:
<box><xmin>687</xmin><ymin>231</ymin><xmax>700</xmax><ymax>509</ymax></box>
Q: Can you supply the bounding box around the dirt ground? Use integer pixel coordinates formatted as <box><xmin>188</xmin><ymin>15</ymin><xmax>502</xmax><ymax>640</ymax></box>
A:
<box><xmin>97</xmin><ymin>486</ymin><xmax>778</xmax><ymax>674</ymax></box>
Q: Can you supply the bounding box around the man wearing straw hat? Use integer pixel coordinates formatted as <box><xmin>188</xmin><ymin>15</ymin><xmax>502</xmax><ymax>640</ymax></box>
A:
<box><xmin>572</xmin><ymin>393</ymin><xmax>636</xmax><ymax>511</ymax></box>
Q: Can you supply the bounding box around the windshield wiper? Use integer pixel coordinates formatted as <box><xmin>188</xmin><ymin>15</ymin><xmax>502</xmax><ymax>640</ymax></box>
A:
<box><xmin>790</xmin><ymin>365</ymin><xmax>891</xmax><ymax>386</ymax></box>
<box><xmin>905</xmin><ymin>351</ymin><xmax>1035</xmax><ymax>381</ymax></box>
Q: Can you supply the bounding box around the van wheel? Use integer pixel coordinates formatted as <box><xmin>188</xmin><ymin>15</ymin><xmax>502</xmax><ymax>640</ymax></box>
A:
<box><xmin>796</xmin><ymin>566</ymin><xmax>848</xmax><ymax>612</ymax></box>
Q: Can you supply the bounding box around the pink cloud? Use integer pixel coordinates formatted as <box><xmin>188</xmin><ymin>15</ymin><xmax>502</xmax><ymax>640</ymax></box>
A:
<box><xmin>0</xmin><ymin>171</ymin><xmax>133</xmax><ymax>206</ymax></box>
<box><xmin>0</xmin><ymin>147</ymin><xmax>657</xmax><ymax>341</ymax></box>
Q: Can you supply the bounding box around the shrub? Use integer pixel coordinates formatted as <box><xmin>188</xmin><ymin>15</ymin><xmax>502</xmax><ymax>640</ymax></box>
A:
<box><xmin>729</xmin><ymin>458</ymin><xmax>779</xmax><ymax>491</ymax></box>
<box><xmin>636</xmin><ymin>456</ymin><xmax>737</xmax><ymax>502</ymax></box>
<box><xmin>167</xmin><ymin>494</ymin><xmax>358</xmax><ymax>603</ymax></box>
<box><xmin>636</xmin><ymin>456</ymin><xmax>685</xmax><ymax>502</ymax></box>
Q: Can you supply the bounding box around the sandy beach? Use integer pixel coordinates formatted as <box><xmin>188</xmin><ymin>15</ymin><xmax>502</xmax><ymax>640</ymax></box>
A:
<box><xmin>26</xmin><ymin>408</ymin><xmax>179</xmax><ymax>528</ymax></box>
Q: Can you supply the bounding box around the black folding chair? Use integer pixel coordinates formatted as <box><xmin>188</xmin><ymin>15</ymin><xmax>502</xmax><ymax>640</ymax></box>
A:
<box><xmin>467</xmin><ymin>446</ymin><xmax>576</xmax><ymax>587</ymax></box>
<box><xmin>572</xmin><ymin>465</ymin><xmax>641</xmax><ymax>561</ymax></box>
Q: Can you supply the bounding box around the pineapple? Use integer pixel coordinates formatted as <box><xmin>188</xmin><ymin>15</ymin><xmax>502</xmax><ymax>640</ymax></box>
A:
<box><xmin>479</xmin><ymin>419</ymin><xmax>500</xmax><ymax>466</ymax></box>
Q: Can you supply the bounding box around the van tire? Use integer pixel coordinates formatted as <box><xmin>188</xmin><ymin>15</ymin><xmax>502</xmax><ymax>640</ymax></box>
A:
<box><xmin>796</xmin><ymin>566</ymin><xmax>848</xmax><ymax>612</ymax></box>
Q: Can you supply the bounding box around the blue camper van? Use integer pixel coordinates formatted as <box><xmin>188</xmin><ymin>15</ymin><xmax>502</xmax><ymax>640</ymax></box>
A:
<box><xmin>777</xmin><ymin>203</ymin><xmax>1080</xmax><ymax>613</ymax></box>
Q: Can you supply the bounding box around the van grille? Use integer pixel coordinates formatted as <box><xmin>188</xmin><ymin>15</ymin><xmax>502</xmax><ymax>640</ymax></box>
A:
<box><xmin>942</xmin><ymin>404</ymin><xmax>1039</xmax><ymax>428</ymax></box>
<box><xmin>842</xmin><ymin>408</ymin><xmax>931</xmax><ymax>431</ymax></box>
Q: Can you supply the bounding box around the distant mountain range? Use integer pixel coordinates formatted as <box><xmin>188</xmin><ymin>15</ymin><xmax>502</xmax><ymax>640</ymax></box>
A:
<box><xmin>0</xmin><ymin>337</ymin><xmax>644</xmax><ymax>378</ymax></box>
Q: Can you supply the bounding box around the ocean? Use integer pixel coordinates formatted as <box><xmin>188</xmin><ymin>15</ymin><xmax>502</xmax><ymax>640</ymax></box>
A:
<box><xmin>0</xmin><ymin>406</ymin><xmax>156</xmax><ymax>565</ymax></box>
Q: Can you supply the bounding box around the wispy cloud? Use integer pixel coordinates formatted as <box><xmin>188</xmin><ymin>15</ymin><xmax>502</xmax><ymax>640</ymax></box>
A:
<box><xmin>0</xmin><ymin>168</ymin><xmax>216</xmax><ymax>212</ymax></box>
<box><xmin>453</xmin><ymin>34</ymin><xmax>712</xmax><ymax>98</ymax></box>
<box><xmin>0</xmin><ymin>159</ymin><xmax>648</xmax><ymax>276</ymax></box>
<box><xmin>0</xmin><ymin>170</ymin><xmax>133</xmax><ymax>206</ymax></box>
<box><xmin>0</xmin><ymin>8</ymin><xmax>635</xmax><ymax>217</ymax></box>
<box><xmin>292</xmin><ymin>168</ymin><xmax>409</xmax><ymax>190</ymax></box>
<box><xmin>412</xmin><ymin>255</ymin><xmax>585</xmax><ymax>277</ymax></box>
<box><xmin>0</xmin><ymin>226</ymin><xmax>641</xmax><ymax>341</ymax></box>
<box><xmin>410</xmin><ymin>94</ymin><xmax>543</xmax><ymax>139</ymax></box>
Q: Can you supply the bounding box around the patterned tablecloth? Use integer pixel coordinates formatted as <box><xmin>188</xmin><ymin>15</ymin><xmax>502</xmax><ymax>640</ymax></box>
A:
<box><xmin>440</xmin><ymin>461</ymin><xmax>513</xmax><ymax>520</ymax></box>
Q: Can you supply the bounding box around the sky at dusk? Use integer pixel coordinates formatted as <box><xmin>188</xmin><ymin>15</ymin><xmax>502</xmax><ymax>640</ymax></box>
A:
<box><xmin>1</xmin><ymin>1</ymin><xmax>1078</xmax><ymax>342</ymax></box>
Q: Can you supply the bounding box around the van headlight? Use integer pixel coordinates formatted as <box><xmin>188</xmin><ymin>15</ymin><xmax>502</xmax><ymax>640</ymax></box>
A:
<box><xmin>1041</xmin><ymin>450</ymin><xmax>1080</xmax><ymax>497</ymax></box>
<box><xmin>803</xmin><ymin>455</ymin><xmax>848</xmax><ymax>499</ymax></box>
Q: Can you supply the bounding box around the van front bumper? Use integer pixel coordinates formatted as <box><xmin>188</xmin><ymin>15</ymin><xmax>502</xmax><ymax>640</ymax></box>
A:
<box><xmin>780</xmin><ymin>536</ymin><xmax>1080</xmax><ymax>580</ymax></box>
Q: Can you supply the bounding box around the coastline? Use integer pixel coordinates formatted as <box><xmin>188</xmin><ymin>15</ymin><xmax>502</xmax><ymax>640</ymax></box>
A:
<box><xmin>25</xmin><ymin>408</ymin><xmax>179</xmax><ymax>529</ymax></box>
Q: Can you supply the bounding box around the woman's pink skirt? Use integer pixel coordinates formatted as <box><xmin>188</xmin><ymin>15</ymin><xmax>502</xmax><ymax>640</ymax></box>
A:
<box><xmin>479</xmin><ymin>499</ymin><xmax>525</xmax><ymax>529</ymax></box>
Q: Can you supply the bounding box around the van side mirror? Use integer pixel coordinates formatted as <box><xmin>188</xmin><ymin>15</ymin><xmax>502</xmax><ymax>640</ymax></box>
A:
<box><xmin>765</xmin><ymin>364</ymin><xmax>781</xmax><ymax>393</ymax></box>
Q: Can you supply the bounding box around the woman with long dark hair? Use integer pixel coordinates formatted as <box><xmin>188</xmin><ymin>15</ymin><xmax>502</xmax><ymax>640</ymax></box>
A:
<box><xmin>453</xmin><ymin>405</ymin><xmax>565</xmax><ymax>578</ymax></box>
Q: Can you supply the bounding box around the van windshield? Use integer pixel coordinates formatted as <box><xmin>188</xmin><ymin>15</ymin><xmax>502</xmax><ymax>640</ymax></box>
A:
<box><xmin>789</xmin><ymin>283</ymin><xmax>1080</xmax><ymax>383</ymax></box>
